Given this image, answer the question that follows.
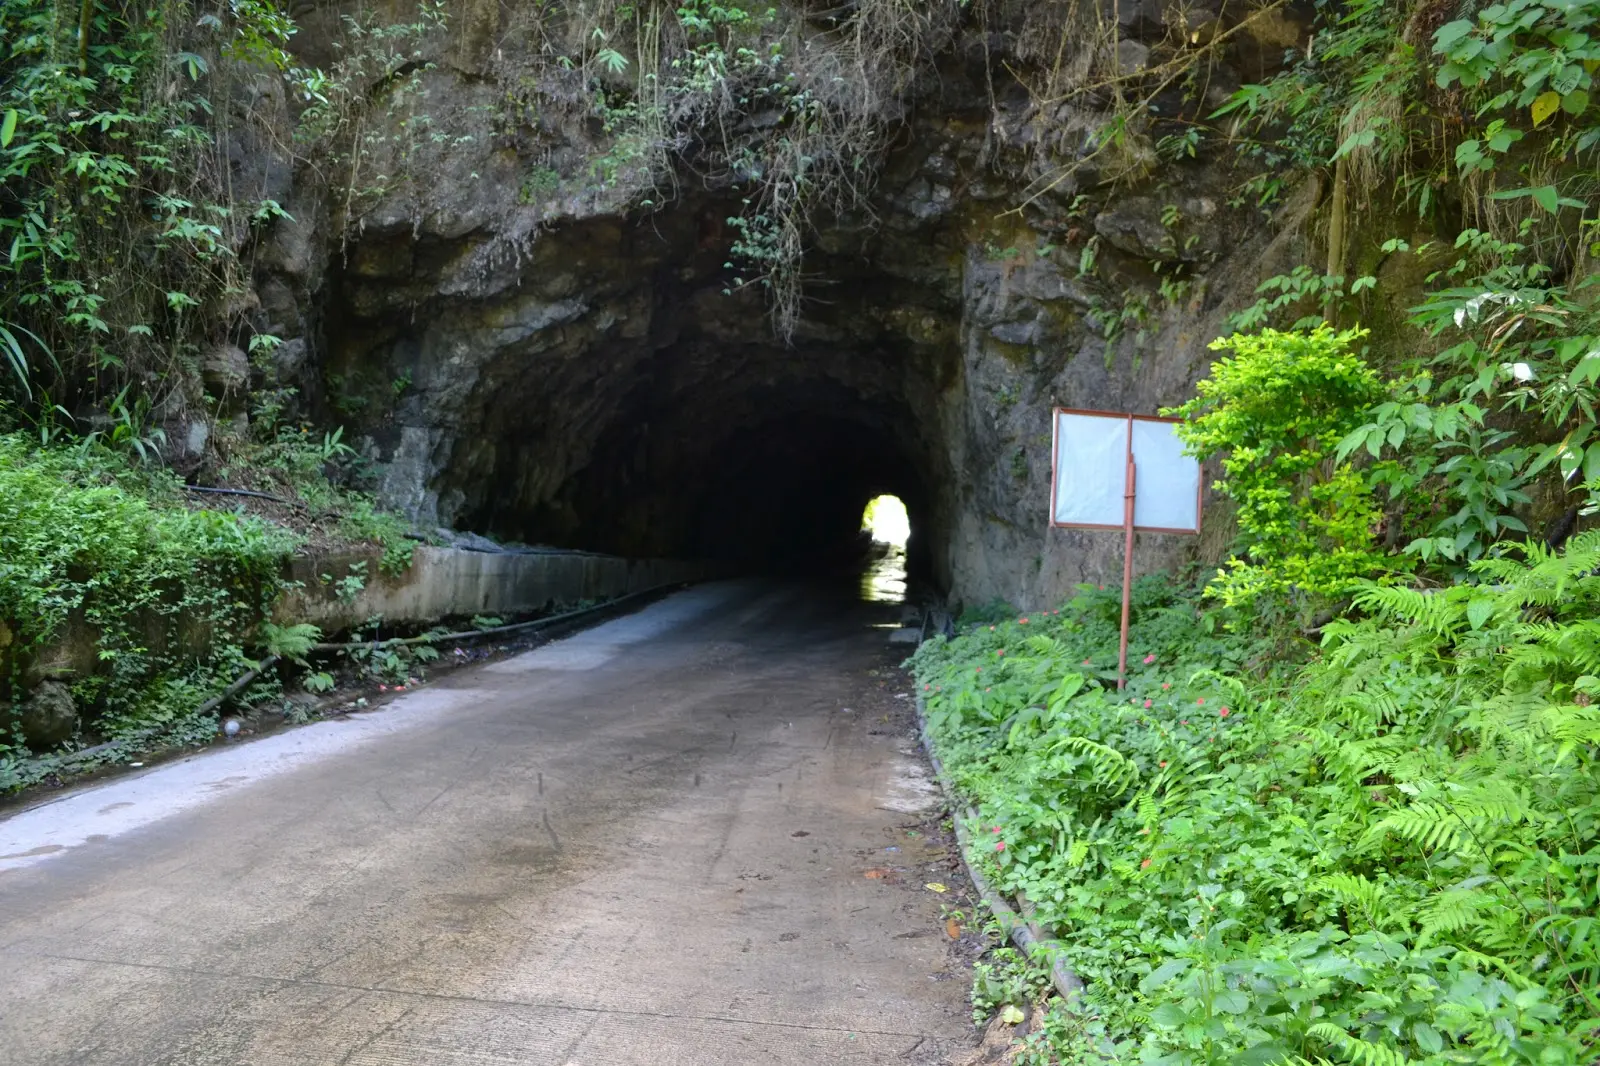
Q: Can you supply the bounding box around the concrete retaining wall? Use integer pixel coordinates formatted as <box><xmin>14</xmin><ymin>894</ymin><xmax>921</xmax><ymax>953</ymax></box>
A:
<box><xmin>277</xmin><ymin>548</ymin><xmax>712</xmax><ymax>631</ymax></box>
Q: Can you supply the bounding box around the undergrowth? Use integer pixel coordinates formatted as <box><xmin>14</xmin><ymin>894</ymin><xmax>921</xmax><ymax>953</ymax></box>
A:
<box><xmin>0</xmin><ymin>433</ymin><xmax>298</xmax><ymax>789</ymax></box>
<box><xmin>911</xmin><ymin>557</ymin><xmax>1600</xmax><ymax>1066</ymax></box>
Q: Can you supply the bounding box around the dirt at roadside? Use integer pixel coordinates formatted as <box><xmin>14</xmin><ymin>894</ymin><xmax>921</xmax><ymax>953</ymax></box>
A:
<box><xmin>836</xmin><ymin>643</ymin><xmax>1009</xmax><ymax>1064</ymax></box>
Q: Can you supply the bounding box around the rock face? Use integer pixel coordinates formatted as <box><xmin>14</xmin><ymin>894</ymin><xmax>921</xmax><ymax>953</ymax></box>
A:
<box><xmin>244</xmin><ymin>0</ymin><xmax>1318</xmax><ymax>609</ymax></box>
<box><xmin>19</xmin><ymin>681</ymin><xmax>78</xmax><ymax>750</ymax></box>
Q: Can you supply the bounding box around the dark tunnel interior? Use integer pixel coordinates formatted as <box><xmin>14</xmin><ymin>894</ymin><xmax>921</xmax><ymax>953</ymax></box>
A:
<box><xmin>434</xmin><ymin>362</ymin><xmax>946</xmax><ymax>591</ymax></box>
<box><xmin>686</xmin><ymin>415</ymin><xmax>932</xmax><ymax>578</ymax></box>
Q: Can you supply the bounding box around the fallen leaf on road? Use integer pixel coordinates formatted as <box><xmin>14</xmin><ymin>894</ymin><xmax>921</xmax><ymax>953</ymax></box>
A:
<box><xmin>925</xmin><ymin>882</ymin><xmax>947</xmax><ymax>893</ymax></box>
<box><xmin>1000</xmin><ymin>1004</ymin><xmax>1025</xmax><ymax>1025</ymax></box>
<box><xmin>945</xmin><ymin>917</ymin><xmax>961</xmax><ymax>939</ymax></box>
<box><xmin>864</xmin><ymin>868</ymin><xmax>890</xmax><ymax>879</ymax></box>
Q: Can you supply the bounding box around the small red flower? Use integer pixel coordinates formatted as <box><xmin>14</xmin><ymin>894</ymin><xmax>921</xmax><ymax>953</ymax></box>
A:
<box><xmin>1219</xmin><ymin>707</ymin><xmax>1230</xmax><ymax>717</ymax></box>
<box><xmin>924</xmin><ymin>684</ymin><xmax>931</xmax><ymax>691</ymax></box>
<box><xmin>1083</xmin><ymin>658</ymin><xmax>1092</xmax><ymax>666</ymax></box>
<box><xmin>992</xmin><ymin>826</ymin><xmax>1001</xmax><ymax>833</ymax></box>
<box><xmin>1019</xmin><ymin>617</ymin><xmax>1029</xmax><ymax>624</ymax></box>
<box><xmin>1181</xmin><ymin>719</ymin><xmax>1189</xmax><ymax>726</ymax></box>
<box><xmin>1140</xmin><ymin>858</ymin><xmax>1152</xmax><ymax>868</ymax></box>
<box><xmin>996</xmin><ymin>841</ymin><xmax>1006</xmax><ymax>851</ymax></box>
<box><xmin>1143</xmin><ymin>654</ymin><xmax>1156</xmax><ymax>664</ymax></box>
<box><xmin>1162</xmin><ymin>682</ymin><xmax>1171</xmax><ymax>690</ymax></box>
<box><xmin>985</xmin><ymin>687</ymin><xmax>991</xmax><ymax>692</ymax></box>
<box><xmin>378</xmin><ymin>684</ymin><xmax>388</xmax><ymax>691</ymax></box>
<box><xmin>1143</xmin><ymin>699</ymin><xmax>1152</xmax><ymax>708</ymax></box>
<box><xmin>975</xmin><ymin>666</ymin><xmax>982</xmax><ymax>673</ymax></box>
<box><xmin>1159</xmin><ymin>760</ymin><xmax>1168</xmax><ymax>768</ymax></box>
<box><xmin>1196</xmin><ymin>698</ymin><xmax>1205</xmax><ymax>705</ymax></box>
<box><xmin>997</xmin><ymin>649</ymin><xmax>1006</xmax><ymax>656</ymax></box>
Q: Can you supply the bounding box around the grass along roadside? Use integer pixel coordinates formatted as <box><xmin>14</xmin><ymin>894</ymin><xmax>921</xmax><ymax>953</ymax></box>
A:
<box><xmin>907</xmin><ymin>566</ymin><xmax>1600</xmax><ymax>1066</ymax></box>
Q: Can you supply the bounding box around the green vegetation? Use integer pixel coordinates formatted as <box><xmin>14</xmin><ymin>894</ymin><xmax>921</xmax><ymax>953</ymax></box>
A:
<box><xmin>0</xmin><ymin>410</ymin><xmax>428</xmax><ymax>778</ymax></box>
<box><xmin>0</xmin><ymin>434</ymin><xmax>296</xmax><ymax>788</ymax></box>
<box><xmin>916</xmin><ymin>6</ymin><xmax>1600</xmax><ymax>1054</ymax></box>
<box><xmin>0</xmin><ymin>0</ymin><xmax>302</xmax><ymax>405</ymax></box>
<box><xmin>0</xmin><ymin>0</ymin><xmax>432</xmax><ymax>779</ymax></box>
<box><xmin>912</xmin><ymin>552</ymin><xmax>1600</xmax><ymax>1066</ymax></box>
<box><xmin>494</xmin><ymin>0</ymin><xmax>950</xmax><ymax>338</ymax></box>
<box><xmin>1167</xmin><ymin>327</ymin><xmax>1390</xmax><ymax>610</ymax></box>
<box><xmin>1212</xmin><ymin>0</ymin><xmax>1600</xmax><ymax>564</ymax></box>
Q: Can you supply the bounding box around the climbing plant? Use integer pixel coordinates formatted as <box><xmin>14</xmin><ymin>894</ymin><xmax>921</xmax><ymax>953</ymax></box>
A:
<box><xmin>0</xmin><ymin>0</ymin><xmax>304</xmax><ymax>412</ymax></box>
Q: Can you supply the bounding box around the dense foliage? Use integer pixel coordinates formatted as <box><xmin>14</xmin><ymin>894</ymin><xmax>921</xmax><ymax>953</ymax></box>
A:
<box><xmin>912</xmin><ymin>556</ymin><xmax>1600</xmax><ymax>1066</ymax></box>
<box><xmin>0</xmin><ymin>433</ymin><xmax>297</xmax><ymax>787</ymax></box>
<box><xmin>1215</xmin><ymin>0</ymin><xmax>1600</xmax><ymax>567</ymax></box>
<box><xmin>0</xmin><ymin>0</ymin><xmax>301</xmax><ymax>407</ymax></box>
<box><xmin>1167</xmin><ymin>327</ymin><xmax>1390</xmax><ymax>608</ymax></box>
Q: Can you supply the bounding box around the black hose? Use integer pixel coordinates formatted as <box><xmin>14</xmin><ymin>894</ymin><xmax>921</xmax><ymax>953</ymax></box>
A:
<box><xmin>308</xmin><ymin>582</ymin><xmax>683</xmax><ymax>653</ymax></box>
<box><xmin>184</xmin><ymin>485</ymin><xmax>303</xmax><ymax>508</ymax></box>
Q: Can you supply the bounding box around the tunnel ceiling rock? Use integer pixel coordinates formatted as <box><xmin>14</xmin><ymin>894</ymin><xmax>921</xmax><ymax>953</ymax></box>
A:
<box><xmin>248</xmin><ymin>0</ymin><xmax>1318</xmax><ymax>608</ymax></box>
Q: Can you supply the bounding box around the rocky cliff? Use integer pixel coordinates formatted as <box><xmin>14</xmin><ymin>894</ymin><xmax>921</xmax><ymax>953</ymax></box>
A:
<box><xmin>245</xmin><ymin>0</ymin><xmax>1324</xmax><ymax>609</ymax></box>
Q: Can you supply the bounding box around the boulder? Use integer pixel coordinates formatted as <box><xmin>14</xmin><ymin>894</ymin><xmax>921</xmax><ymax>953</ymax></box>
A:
<box><xmin>1116</xmin><ymin>39</ymin><xmax>1151</xmax><ymax>75</ymax></box>
<box><xmin>202</xmin><ymin>345</ymin><xmax>250</xmax><ymax>394</ymax></box>
<box><xmin>20</xmin><ymin>681</ymin><xmax>78</xmax><ymax>750</ymax></box>
<box><xmin>1094</xmin><ymin>197</ymin><xmax>1173</xmax><ymax>259</ymax></box>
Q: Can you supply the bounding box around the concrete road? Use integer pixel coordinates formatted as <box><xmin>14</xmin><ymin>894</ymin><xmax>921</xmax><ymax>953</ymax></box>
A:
<box><xmin>0</xmin><ymin>581</ymin><xmax>974</xmax><ymax>1065</ymax></box>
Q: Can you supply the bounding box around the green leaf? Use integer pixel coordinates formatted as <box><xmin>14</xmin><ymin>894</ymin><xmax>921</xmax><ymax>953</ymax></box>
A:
<box><xmin>1234</xmin><ymin>1044</ymin><xmax>1292</xmax><ymax>1066</ymax></box>
<box><xmin>1568</xmin><ymin>351</ymin><xmax>1600</xmax><ymax>385</ymax></box>
<box><xmin>1560</xmin><ymin>443</ymin><xmax>1585</xmax><ymax>480</ymax></box>
<box><xmin>1584</xmin><ymin>443</ymin><xmax>1600</xmax><ymax>486</ymax></box>
<box><xmin>1527</xmin><ymin>441</ymin><xmax>1565</xmax><ymax>477</ymax></box>
<box><xmin>1564</xmin><ymin>88</ymin><xmax>1591</xmax><ymax>116</ymax></box>
<box><xmin>1213</xmin><ymin>989</ymin><xmax>1250</xmax><ymax>1014</ymax></box>
<box><xmin>1413</xmin><ymin>1023</ymin><xmax>1443</xmax><ymax>1054</ymax></box>
<box><xmin>1140</xmin><ymin>958</ymin><xmax>1190</xmax><ymax>991</ymax></box>
<box><xmin>1486</xmin><ymin>125</ymin><xmax>1524</xmax><ymax>152</ymax></box>
<box><xmin>1432</xmin><ymin>19</ymin><xmax>1475</xmax><ymax>53</ymax></box>
<box><xmin>1467</xmin><ymin>597</ymin><xmax>1495</xmax><ymax>630</ymax></box>
<box><xmin>1532</xmin><ymin>185</ymin><xmax>1561</xmax><ymax>213</ymax></box>
<box><xmin>1333</xmin><ymin>128</ymin><xmax>1378</xmax><ymax>161</ymax></box>
<box><xmin>1149</xmin><ymin>1003</ymin><xmax>1188</xmax><ymax>1028</ymax></box>
<box><xmin>0</xmin><ymin>109</ymin><xmax>16</xmax><ymax>148</ymax></box>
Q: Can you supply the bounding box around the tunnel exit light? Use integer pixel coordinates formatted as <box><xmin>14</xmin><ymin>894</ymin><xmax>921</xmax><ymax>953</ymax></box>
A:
<box><xmin>862</xmin><ymin>495</ymin><xmax>910</xmax><ymax>547</ymax></box>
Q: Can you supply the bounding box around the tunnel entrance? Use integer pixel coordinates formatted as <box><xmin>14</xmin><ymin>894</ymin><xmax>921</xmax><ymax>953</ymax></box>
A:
<box><xmin>327</xmin><ymin>197</ymin><xmax>959</xmax><ymax>594</ymax></box>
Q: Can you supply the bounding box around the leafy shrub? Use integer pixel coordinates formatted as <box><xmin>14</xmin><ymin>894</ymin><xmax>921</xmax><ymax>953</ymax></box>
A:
<box><xmin>0</xmin><ymin>434</ymin><xmax>297</xmax><ymax>773</ymax></box>
<box><xmin>1168</xmin><ymin>327</ymin><xmax>1391</xmax><ymax>609</ymax></box>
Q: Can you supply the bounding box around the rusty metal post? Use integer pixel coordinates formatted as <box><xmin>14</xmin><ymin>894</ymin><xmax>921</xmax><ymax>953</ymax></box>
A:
<box><xmin>1118</xmin><ymin>418</ymin><xmax>1136</xmax><ymax>690</ymax></box>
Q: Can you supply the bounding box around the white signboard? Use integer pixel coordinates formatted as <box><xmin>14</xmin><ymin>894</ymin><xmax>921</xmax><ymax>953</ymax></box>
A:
<box><xmin>1050</xmin><ymin>409</ymin><xmax>1201</xmax><ymax>534</ymax></box>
